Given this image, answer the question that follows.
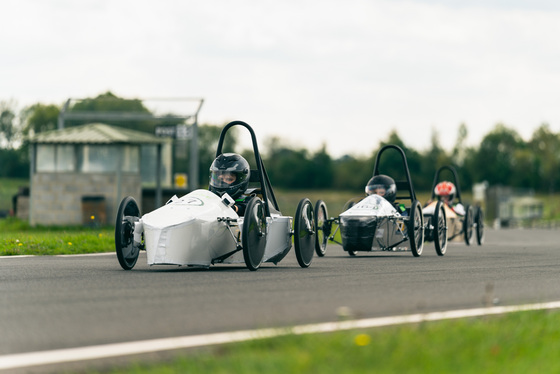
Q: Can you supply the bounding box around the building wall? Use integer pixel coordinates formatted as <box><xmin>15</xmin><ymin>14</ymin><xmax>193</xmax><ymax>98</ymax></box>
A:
<box><xmin>30</xmin><ymin>172</ymin><xmax>142</xmax><ymax>226</ymax></box>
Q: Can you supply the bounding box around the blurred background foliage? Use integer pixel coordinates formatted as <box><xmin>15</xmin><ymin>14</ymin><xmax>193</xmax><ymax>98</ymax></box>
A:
<box><xmin>1</xmin><ymin>92</ymin><xmax>559</xmax><ymax>194</ymax></box>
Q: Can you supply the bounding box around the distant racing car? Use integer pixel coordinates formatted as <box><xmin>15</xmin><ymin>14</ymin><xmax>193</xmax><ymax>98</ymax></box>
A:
<box><xmin>422</xmin><ymin>165</ymin><xmax>484</xmax><ymax>247</ymax></box>
<box><xmin>314</xmin><ymin>145</ymin><xmax>447</xmax><ymax>257</ymax></box>
<box><xmin>115</xmin><ymin>120</ymin><xmax>317</xmax><ymax>271</ymax></box>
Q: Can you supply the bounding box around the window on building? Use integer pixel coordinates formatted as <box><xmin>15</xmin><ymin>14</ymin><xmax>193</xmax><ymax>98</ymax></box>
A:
<box><xmin>122</xmin><ymin>145</ymin><xmax>140</xmax><ymax>173</ymax></box>
<box><xmin>57</xmin><ymin>145</ymin><xmax>75</xmax><ymax>171</ymax></box>
<box><xmin>78</xmin><ymin>145</ymin><xmax>139</xmax><ymax>173</ymax></box>
<box><xmin>36</xmin><ymin>145</ymin><xmax>55</xmax><ymax>172</ymax></box>
<box><xmin>36</xmin><ymin>144</ymin><xmax>76</xmax><ymax>172</ymax></box>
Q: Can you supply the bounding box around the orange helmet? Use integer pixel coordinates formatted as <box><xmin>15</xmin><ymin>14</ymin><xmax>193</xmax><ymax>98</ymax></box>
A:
<box><xmin>434</xmin><ymin>181</ymin><xmax>456</xmax><ymax>203</ymax></box>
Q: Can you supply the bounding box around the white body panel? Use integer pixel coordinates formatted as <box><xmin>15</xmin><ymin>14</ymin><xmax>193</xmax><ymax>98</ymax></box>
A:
<box><xmin>340</xmin><ymin>194</ymin><xmax>401</xmax><ymax>218</ymax></box>
<box><xmin>140</xmin><ymin>189</ymin><xmax>292</xmax><ymax>267</ymax></box>
<box><xmin>263</xmin><ymin>215</ymin><xmax>292</xmax><ymax>263</ymax></box>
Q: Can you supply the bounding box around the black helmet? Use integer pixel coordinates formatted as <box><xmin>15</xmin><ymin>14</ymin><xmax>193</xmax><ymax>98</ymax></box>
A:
<box><xmin>209</xmin><ymin>153</ymin><xmax>250</xmax><ymax>199</ymax></box>
<box><xmin>365</xmin><ymin>175</ymin><xmax>397</xmax><ymax>203</ymax></box>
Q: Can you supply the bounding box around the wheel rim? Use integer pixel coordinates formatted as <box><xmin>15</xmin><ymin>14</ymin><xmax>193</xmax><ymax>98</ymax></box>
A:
<box><xmin>314</xmin><ymin>201</ymin><xmax>328</xmax><ymax>256</ymax></box>
<box><xmin>295</xmin><ymin>199</ymin><xmax>315</xmax><ymax>268</ymax></box>
<box><xmin>242</xmin><ymin>199</ymin><xmax>267</xmax><ymax>271</ymax></box>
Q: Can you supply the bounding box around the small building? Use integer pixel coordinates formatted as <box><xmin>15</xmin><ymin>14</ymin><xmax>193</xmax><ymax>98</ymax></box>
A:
<box><xmin>486</xmin><ymin>185</ymin><xmax>543</xmax><ymax>228</ymax></box>
<box><xmin>29</xmin><ymin>123</ymin><xmax>171</xmax><ymax>226</ymax></box>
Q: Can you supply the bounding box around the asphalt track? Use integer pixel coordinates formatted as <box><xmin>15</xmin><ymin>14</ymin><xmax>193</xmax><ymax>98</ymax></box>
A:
<box><xmin>1</xmin><ymin>228</ymin><xmax>559</xmax><ymax>371</ymax></box>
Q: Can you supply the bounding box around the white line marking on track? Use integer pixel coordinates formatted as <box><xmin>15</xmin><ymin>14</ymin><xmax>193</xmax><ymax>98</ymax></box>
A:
<box><xmin>56</xmin><ymin>252</ymin><xmax>114</xmax><ymax>257</ymax></box>
<box><xmin>0</xmin><ymin>255</ymin><xmax>36</xmax><ymax>259</ymax></box>
<box><xmin>2</xmin><ymin>301</ymin><xmax>560</xmax><ymax>371</ymax></box>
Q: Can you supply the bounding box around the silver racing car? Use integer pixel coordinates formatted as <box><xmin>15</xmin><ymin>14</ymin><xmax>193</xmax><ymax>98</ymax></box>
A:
<box><xmin>115</xmin><ymin>121</ymin><xmax>317</xmax><ymax>271</ymax></box>
<box><xmin>314</xmin><ymin>145</ymin><xmax>447</xmax><ymax>257</ymax></box>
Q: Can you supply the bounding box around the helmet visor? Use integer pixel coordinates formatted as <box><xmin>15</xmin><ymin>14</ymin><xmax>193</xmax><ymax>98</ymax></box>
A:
<box><xmin>211</xmin><ymin>171</ymin><xmax>241</xmax><ymax>189</ymax></box>
<box><xmin>366</xmin><ymin>184</ymin><xmax>387</xmax><ymax>196</ymax></box>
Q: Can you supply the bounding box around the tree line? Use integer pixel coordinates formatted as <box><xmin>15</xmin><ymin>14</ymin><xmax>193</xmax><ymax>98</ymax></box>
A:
<box><xmin>1</xmin><ymin>92</ymin><xmax>559</xmax><ymax>194</ymax></box>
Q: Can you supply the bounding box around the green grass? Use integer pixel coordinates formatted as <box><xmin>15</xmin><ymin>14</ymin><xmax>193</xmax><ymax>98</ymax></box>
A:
<box><xmin>0</xmin><ymin>217</ymin><xmax>113</xmax><ymax>256</ymax></box>
<box><xmin>94</xmin><ymin>310</ymin><xmax>560</xmax><ymax>374</ymax></box>
<box><xmin>538</xmin><ymin>193</ymin><xmax>560</xmax><ymax>221</ymax></box>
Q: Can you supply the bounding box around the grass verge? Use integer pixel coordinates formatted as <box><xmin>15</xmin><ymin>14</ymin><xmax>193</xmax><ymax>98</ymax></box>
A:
<box><xmin>95</xmin><ymin>309</ymin><xmax>560</xmax><ymax>373</ymax></box>
<box><xmin>0</xmin><ymin>217</ymin><xmax>113</xmax><ymax>256</ymax></box>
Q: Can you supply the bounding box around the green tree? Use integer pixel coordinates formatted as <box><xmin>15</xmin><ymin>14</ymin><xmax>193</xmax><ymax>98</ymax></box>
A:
<box><xmin>0</xmin><ymin>148</ymin><xmax>28</xmax><ymax>178</ymax></box>
<box><xmin>20</xmin><ymin>103</ymin><xmax>60</xmax><ymax>136</ymax></box>
<box><xmin>472</xmin><ymin>124</ymin><xmax>523</xmax><ymax>186</ymax></box>
<box><xmin>264</xmin><ymin>141</ymin><xmax>335</xmax><ymax>190</ymax></box>
<box><xmin>64</xmin><ymin>91</ymin><xmax>185</xmax><ymax>133</ymax></box>
<box><xmin>67</xmin><ymin>91</ymin><xmax>150</xmax><ymax>130</ymax></box>
<box><xmin>0</xmin><ymin>101</ymin><xmax>30</xmax><ymax>178</ymax></box>
<box><xmin>528</xmin><ymin>124</ymin><xmax>560</xmax><ymax>193</ymax></box>
<box><xmin>510</xmin><ymin>147</ymin><xmax>538</xmax><ymax>190</ymax></box>
<box><xmin>309</xmin><ymin>144</ymin><xmax>334</xmax><ymax>189</ymax></box>
<box><xmin>332</xmin><ymin>155</ymin><xmax>371</xmax><ymax>191</ymax></box>
<box><xmin>0</xmin><ymin>100</ymin><xmax>20</xmax><ymax>149</ymax></box>
<box><xmin>264</xmin><ymin>137</ymin><xmax>314</xmax><ymax>189</ymax></box>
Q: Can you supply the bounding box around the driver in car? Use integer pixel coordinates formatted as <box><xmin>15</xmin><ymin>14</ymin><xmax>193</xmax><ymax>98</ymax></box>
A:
<box><xmin>433</xmin><ymin>181</ymin><xmax>465</xmax><ymax>215</ymax></box>
<box><xmin>364</xmin><ymin>175</ymin><xmax>407</xmax><ymax>215</ymax></box>
<box><xmin>209</xmin><ymin>153</ymin><xmax>254</xmax><ymax>216</ymax></box>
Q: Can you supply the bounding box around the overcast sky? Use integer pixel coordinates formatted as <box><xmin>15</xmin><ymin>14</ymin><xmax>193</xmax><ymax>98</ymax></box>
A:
<box><xmin>2</xmin><ymin>0</ymin><xmax>560</xmax><ymax>157</ymax></box>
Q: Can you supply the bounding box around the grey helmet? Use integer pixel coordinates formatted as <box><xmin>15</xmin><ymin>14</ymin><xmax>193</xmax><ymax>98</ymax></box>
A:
<box><xmin>365</xmin><ymin>175</ymin><xmax>397</xmax><ymax>203</ymax></box>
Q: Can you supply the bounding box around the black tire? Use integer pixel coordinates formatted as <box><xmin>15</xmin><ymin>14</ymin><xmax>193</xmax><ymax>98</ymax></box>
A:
<box><xmin>475</xmin><ymin>206</ymin><xmax>485</xmax><ymax>245</ymax></box>
<box><xmin>115</xmin><ymin>196</ymin><xmax>141</xmax><ymax>270</ymax></box>
<box><xmin>342</xmin><ymin>199</ymin><xmax>358</xmax><ymax>256</ymax></box>
<box><xmin>242</xmin><ymin>198</ymin><xmax>267</xmax><ymax>271</ymax></box>
<box><xmin>463</xmin><ymin>204</ymin><xmax>475</xmax><ymax>246</ymax></box>
<box><xmin>408</xmin><ymin>200</ymin><xmax>424</xmax><ymax>257</ymax></box>
<box><xmin>433</xmin><ymin>200</ymin><xmax>448</xmax><ymax>256</ymax></box>
<box><xmin>314</xmin><ymin>200</ymin><xmax>329</xmax><ymax>257</ymax></box>
<box><xmin>294</xmin><ymin>198</ymin><xmax>316</xmax><ymax>268</ymax></box>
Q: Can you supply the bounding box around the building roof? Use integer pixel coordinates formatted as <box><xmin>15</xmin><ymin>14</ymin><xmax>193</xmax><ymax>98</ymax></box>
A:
<box><xmin>30</xmin><ymin>123</ymin><xmax>168</xmax><ymax>144</ymax></box>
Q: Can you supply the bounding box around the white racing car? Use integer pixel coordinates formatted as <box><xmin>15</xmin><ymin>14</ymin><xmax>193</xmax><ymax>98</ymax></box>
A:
<box><xmin>314</xmin><ymin>145</ymin><xmax>447</xmax><ymax>257</ymax></box>
<box><xmin>115</xmin><ymin>121</ymin><xmax>317</xmax><ymax>271</ymax></box>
